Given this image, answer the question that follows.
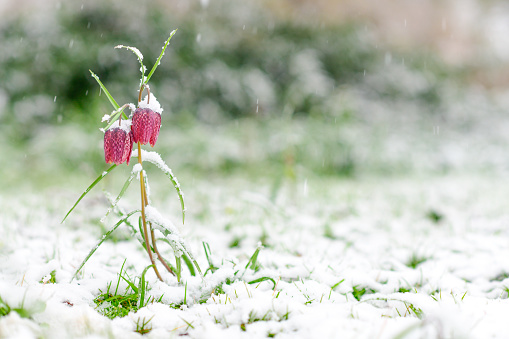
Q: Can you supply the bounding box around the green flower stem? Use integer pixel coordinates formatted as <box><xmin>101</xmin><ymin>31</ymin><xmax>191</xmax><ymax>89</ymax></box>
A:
<box><xmin>138</xmin><ymin>141</ymin><xmax>163</xmax><ymax>282</ymax></box>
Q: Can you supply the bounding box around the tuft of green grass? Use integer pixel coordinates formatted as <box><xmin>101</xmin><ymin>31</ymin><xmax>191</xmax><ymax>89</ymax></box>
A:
<box><xmin>406</xmin><ymin>253</ymin><xmax>429</xmax><ymax>269</ymax></box>
<box><xmin>40</xmin><ymin>270</ymin><xmax>57</xmax><ymax>284</ymax></box>
<box><xmin>135</xmin><ymin>316</ymin><xmax>154</xmax><ymax>335</ymax></box>
<box><xmin>426</xmin><ymin>209</ymin><xmax>444</xmax><ymax>224</ymax></box>
<box><xmin>93</xmin><ymin>260</ymin><xmax>154</xmax><ymax>319</ymax></box>
<box><xmin>352</xmin><ymin>285</ymin><xmax>375</xmax><ymax>301</ymax></box>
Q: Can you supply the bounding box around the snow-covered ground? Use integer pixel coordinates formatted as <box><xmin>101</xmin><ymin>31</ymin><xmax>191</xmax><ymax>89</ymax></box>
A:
<box><xmin>2</xmin><ymin>167</ymin><xmax>509</xmax><ymax>338</ymax></box>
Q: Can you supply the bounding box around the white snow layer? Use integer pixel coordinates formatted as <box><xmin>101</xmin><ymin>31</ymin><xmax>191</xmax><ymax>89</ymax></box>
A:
<box><xmin>2</xmin><ymin>175</ymin><xmax>509</xmax><ymax>338</ymax></box>
<box><xmin>106</xmin><ymin>118</ymin><xmax>132</xmax><ymax>133</ymax></box>
<box><xmin>138</xmin><ymin>94</ymin><xmax>163</xmax><ymax>115</ymax></box>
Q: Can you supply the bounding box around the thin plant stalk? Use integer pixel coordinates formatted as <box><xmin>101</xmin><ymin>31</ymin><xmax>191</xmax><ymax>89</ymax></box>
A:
<box><xmin>138</xmin><ymin>141</ymin><xmax>163</xmax><ymax>281</ymax></box>
<box><xmin>150</xmin><ymin>228</ymin><xmax>176</xmax><ymax>276</ymax></box>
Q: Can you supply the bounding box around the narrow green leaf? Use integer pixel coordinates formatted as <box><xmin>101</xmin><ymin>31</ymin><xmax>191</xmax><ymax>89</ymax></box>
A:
<box><xmin>62</xmin><ymin>165</ymin><xmax>117</xmax><ymax>223</ymax></box>
<box><xmin>114</xmin><ymin>259</ymin><xmax>127</xmax><ymax>295</ymax></box>
<box><xmin>183</xmin><ymin>281</ymin><xmax>188</xmax><ymax>305</ymax></box>
<box><xmin>182</xmin><ymin>254</ymin><xmax>196</xmax><ymax>276</ymax></box>
<box><xmin>245</xmin><ymin>246</ymin><xmax>262</xmax><ymax>271</ymax></box>
<box><xmin>175</xmin><ymin>256</ymin><xmax>182</xmax><ymax>283</ymax></box>
<box><xmin>203</xmin><ymin>242</ymin><xmax>217</xmax><ymax>275</ymax></box>
<box><xmin>145</xmin><ymin>29</ymin><xmax>177</xmax><ymax>84</ymax></box>
<box><xmin>120</xmin><ymin>274</ymin><xmax>138</xmax><ymax>294</ymax></box>
<box><xmin>89</xmin><ymin>70</ymin><xmax>120</xmax><ymax>110</ymax></box>
<box><xmin>248</xmin><ymin>277</ymin><xmax>276</xmax><ymax>290</ymax></box>
<box><xmin>70</xmin><ymin>210</ymin><xmax>140</xmax><ymax>282</ymax></box>
<box><xmin>138</xmin><ymin>264</ymin><xmax>153</xmax><ymax>309</ymax></box>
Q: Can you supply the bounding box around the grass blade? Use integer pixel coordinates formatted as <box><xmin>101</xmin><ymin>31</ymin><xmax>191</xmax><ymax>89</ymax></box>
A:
<box><xmin>70</xmin><ymin>210</ymin><xmax>140</xmax><ymax>282</ymax></box>
<box><xmin>182</xmin><ymin>254</ymin><xmax>196</xmax><ymax>277</ymax></box>
<box><xmin>114</xmin><ymin>259</ymin><xmax>127</xmax><ymax>295</ymax></box>
<box><xmin>62</xmin><ymin>165</ymin><xmax>117</xmax><ymax>223</ymax></box>
<box><xmin>145</xmin><ymin>29</ymin><xmax>177</xmax><ymax>84</ymax></box>
<box><xmin>138</xmin><ymin>264</ymin><xmax>153</xmax><ymax>309</ymax></box>
<box><xmin>203</xmin><ymin>242</ymin><xmax>217</xmax><ymax>275</ymax></box>
<box><xmin>245</xmin><ymin>246</ymin><xmax>262</xmax><ymax>271</ymax></box>
<box><xmin>89</xmin><ymin>70</ymin><xmax>120</xmax><ymax>110</ymax></box>
<box><xmin>248</xmin><ymin>277</ymin><xmax>276</xmax><ymax>290</ymax></box>
<box><xmin>175</xmin><ymin>256</ymin><xmax>182</xmax><ymax>283</ymax></box>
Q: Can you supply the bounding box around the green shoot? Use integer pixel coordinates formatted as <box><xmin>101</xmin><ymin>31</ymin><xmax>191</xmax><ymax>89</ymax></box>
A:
<box><xmin>248</xmin><ymin>277</ymin><xmax>276</xmax><ymax>289</ymax></box>
<box><xmin>135</xmin><ymin>316</ymin><xmax>154</xmax><ymax>335</ymax></box>
<box><xmin>145</xmin><ymin>29</ymin><xmax>177</xmax><ymax>84</ymax></box>
<box><xmin>89</xmin><ymin>70</ymin><xmax>121</xmax><ymax>111</ymax></box>
<box><xmin>138</xmin><ymin>265</ymin><xmax>153</xmax><ymax>309</ymax></box>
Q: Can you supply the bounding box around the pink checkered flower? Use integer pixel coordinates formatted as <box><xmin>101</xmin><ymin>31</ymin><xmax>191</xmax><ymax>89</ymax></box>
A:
<box><xmin>131</xmin><ymin>108</ymin><xmax>161</xmax><ymax>147</ymax></box>
<box><xmin>104</xmin><ymin>120</ymin><xmax>133</xmax><ymax>165</ymax></box>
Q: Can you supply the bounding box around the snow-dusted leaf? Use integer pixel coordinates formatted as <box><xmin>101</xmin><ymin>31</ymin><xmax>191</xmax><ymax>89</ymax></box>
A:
<box><xmin>132</xmin><ymin>149</ymin><xmax>186</xmax><ymax>224</ymax></box>
<box><xmin>145</xmin><ymin>206</ymin><xmax>202</xmax><ymax>276</ymax></box>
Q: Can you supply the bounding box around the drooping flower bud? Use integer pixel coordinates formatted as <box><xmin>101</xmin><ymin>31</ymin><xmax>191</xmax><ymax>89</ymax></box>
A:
<box><xmin>132</xmin><ymin>94</ymin><xmax>163</xmax><ymax>147</ymax></box>
<box><xmin>131</xmin><ymin>108</ymin><xmax>160</xmax><ymax>146</ymax></box>
<box><xmin>104</xmin><ymin>120</ymin><xmax>133</xmax><ymax>165</ymax></box>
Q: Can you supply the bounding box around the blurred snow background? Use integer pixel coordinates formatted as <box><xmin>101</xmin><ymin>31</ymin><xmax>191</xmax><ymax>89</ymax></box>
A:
<box><xmin>1</xmin><ymin>0</ymin><xmax>509</xmax><ymax>189</ymax></box>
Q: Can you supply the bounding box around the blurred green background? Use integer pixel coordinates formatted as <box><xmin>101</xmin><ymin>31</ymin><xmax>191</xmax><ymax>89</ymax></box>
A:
<box><xmin>1</xmin><ymin>0</ymin><xmax>509</xmax><ymax>193</ymax></box>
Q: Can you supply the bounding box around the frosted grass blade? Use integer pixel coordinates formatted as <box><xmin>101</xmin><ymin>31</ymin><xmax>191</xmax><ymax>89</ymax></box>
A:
<box><xmin>71</xmin><ymin>210</ymin><xmax>140</xmax><ymax>282</ymax></box>
<box><xmin>145</xmin><ymin>29</ymin><xmax>177</xmax><ymax>84</ymax></box>
<box><xmin>137</xmin><ymin>150</ymin><xmax>186</xmax><ymax>224</ymax></box>
<box><xmin>62</xmin><ymin>165</ymin><xmax>117</xmax><ymax>223</ymax></box>
<box><xmin>115</xmin><ymin>45</ymin><xmax>146</xmax><ymax>84</ymax></box>
<box><xmin>149</xmin><ymin>219</ymin><xmax>202</xmax><ymax>276</ymax></box>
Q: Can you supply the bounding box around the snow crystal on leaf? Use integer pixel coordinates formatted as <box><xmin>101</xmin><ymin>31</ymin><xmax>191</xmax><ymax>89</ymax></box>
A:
<box><xmin>145</xmin><ymin>206</ymin><xmax>179</xmax><ymax>235</ymax></box>
<box><xmin>115</xmin><ymin>45</ymin><xmax>144</xmax><ymax>61</ymax></box>
<box><xmin>139</xmin><ymin>94</ymin><xmax>163</xmax><ymax>114</ymax></box>
<box><xmin>101</xmin><ymin>114</ymin><xmax>110</xmax><ymax>122</ymax></box>
<box><xmin>132</xmin><ymin>163</ymin><xmax>143</xmax><ymax>174</ymax></box>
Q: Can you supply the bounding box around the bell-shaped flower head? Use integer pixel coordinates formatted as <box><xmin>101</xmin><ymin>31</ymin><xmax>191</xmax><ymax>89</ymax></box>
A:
<box><xmin>132</xmin><ymin>94</ymin><xmax>163</xmax><ymax>147</ymax></box>
<box><xmin>104</xmin><ymin>119</ymin><xmax>133</xmax><ymax>165</ymax></box>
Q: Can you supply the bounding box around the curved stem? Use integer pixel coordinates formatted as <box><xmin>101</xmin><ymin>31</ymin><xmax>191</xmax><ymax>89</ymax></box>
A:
<box><xmin>138</xmin><ymin>141</ymin><xmax>163</xmax><ymax>281</ymax></box>
<box><xmin>150</xmin><ymin>228</ymin><xmax>176</xmax><ymax>276</ymax></box>
<box><xmin>138</xmin><ymin>84</ymin><xmax>145</xmax><ymax>103</ymax></box>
